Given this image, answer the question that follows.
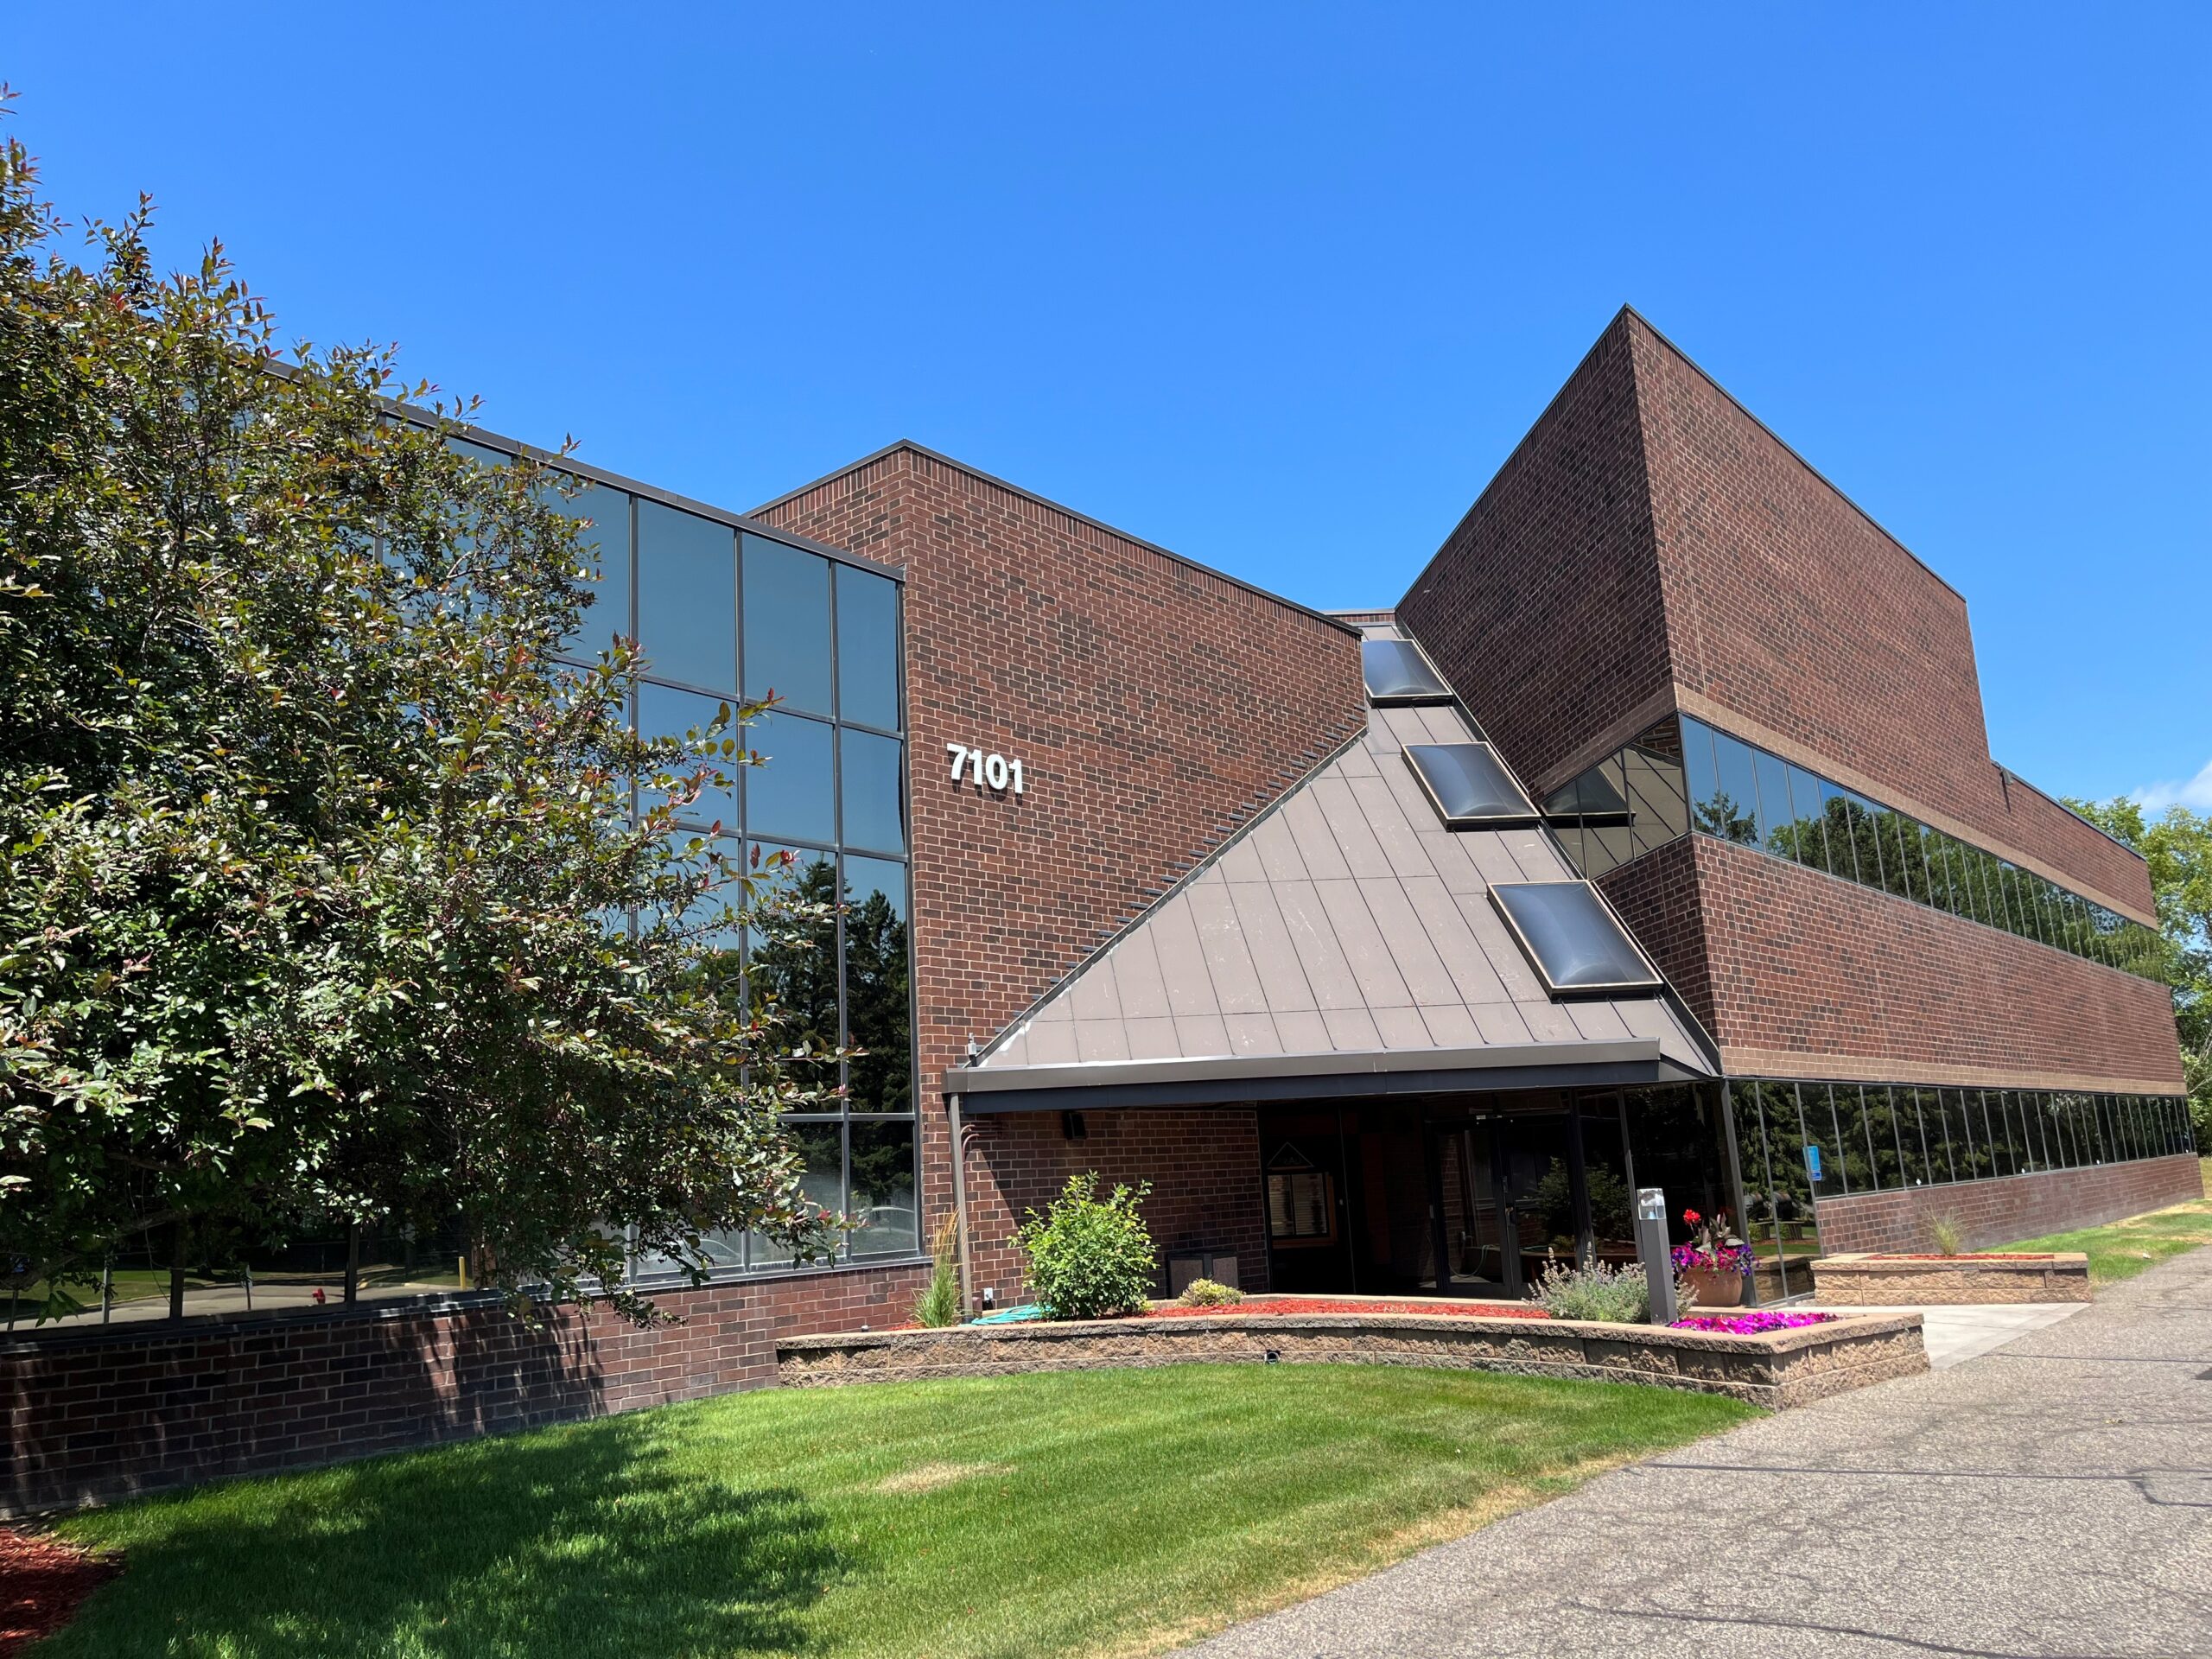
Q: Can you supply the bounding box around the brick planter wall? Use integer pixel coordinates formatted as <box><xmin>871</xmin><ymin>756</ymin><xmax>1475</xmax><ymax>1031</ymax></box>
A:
<box><xmin>1813</xmin><ymin>1154</ymin><xmax>2202</xmax><ymax>1255</ymax></box>
<box><xmin>0</xmin><ymin>1263</ymin><xmax>928</xmax><ymax>1517</ymax></box>
<box><xmin>777</xmin><ymin>1308</ymin><xmax>1929</xmax><ymax>1411</ymax></box>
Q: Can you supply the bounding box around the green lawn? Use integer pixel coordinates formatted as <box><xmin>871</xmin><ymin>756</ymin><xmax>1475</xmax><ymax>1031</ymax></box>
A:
<box><xmin>2002</xmin><ymin>1158</ymin><xmax>2212</xmax><ymax>1285</ymax></box>
<box><xmin>44</xmin><ymin>1364</ymin><xmax>1751</xmax><ymax>1659</ymax></box>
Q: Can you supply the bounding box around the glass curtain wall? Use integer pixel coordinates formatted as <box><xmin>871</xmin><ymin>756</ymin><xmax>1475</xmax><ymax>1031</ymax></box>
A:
<box><xmin>545</xmin><ymin>477</ymin><xmax>918</xmax><ymax>1277</ymax></box>
<box><xmin>1546</xmin><ymin>713</ymin><xmax>2164</xmax><ymax>981</ymax></box>
<box><xmin>1674</xmin><ymin>716</ymin><xmax>2164</xmax><ymax>980</ymax></box>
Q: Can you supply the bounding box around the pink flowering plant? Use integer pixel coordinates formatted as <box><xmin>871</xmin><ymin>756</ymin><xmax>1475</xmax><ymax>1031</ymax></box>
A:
<box><xmin>1672</xmin><ymin>1311</ymin><xmax>1836</xmax><ymax>1334</ymax></box>
<box><xmin>1669</xmin><ymin>1208</ymin><xmax>1752</xmax><ymax>1278</ymax></box>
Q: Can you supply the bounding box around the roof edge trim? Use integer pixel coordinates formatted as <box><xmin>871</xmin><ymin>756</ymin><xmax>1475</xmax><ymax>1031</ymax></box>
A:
<box><xmin>953</xmin><ymin>1038</ymin><xmax>1664</xmax><ymax>1095</ymax></box>
<box><xmin>753</xmin><ymin>439</ymin><xmax>1359</xmax><ymax>638</ymax></box>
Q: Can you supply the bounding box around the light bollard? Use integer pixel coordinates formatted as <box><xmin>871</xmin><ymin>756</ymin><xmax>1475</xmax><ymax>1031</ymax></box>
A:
<box><xmin>1637</xmin><ymin>1186</ymin><xmax>1678</xmax><ymax>1325</ymax></box>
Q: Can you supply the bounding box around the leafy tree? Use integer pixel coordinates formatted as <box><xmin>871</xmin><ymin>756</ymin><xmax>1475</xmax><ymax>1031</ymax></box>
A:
<box><xmin>0</xmin><ymin>111</ymin><xmax>844</xmax><ymax>1322</ymax></box>
<box><xmin>2066</xmin><ymin>796</ymin><xmax>2212</xmax><ymax>1140</ymax></box>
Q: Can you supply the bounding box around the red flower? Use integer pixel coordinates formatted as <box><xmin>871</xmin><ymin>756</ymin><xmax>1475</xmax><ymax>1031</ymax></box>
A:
<box><xmin>1682</xmin><ymin>1209</ymin><xmax>1701</xmax><ymax>1226</ymax></box>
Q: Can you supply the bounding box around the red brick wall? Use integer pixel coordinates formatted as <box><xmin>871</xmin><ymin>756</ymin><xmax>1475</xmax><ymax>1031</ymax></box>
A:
<box><xmin>1624</xmin><ymin>314</ymin><xmax>2155</xmax><ymax>918</ymax></box>
<box><xmin>957</xmin><ymin>1109</ymin><xmax>1265</xmax><ymax>1306</ymax></box>
<box><xmin>1597</xmin><ymin>836</ymin><xmax>1717</xmax><ymax>1038</ymax></box>
<box><xmin>1</xmin><ymin>1265</ymin><xmax>929</xmax><ymax>1516</ymax></box>
<box><xmin>1815</xmin><ymin>1153</ymin><xmax>2202</xmax><ymax>1254</ymax></box>
<box><xmin>753</xmin><ymin>443</ymin><xmax>1363</xmax><ymax>1292</ymax></box>
<box><xmin>1692</xmin><ymin>836</ymin><xmax>2185</xmax><ymax>1091</ymax></box>
<box><xmin>1396</xmin><ymin>316</ymin><xmax>1675</xmax><ymax>798</ymax></box>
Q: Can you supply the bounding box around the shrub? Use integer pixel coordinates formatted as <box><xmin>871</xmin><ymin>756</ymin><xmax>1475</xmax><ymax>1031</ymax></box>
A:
<box><xmin>1533</xmin><ymin>1257</ymin><xmax>1649</xmax><ymax>1324</ymax></box>
<box><xmin>1178</xmin><ymin>1277</ymin><xmax>1242</xmax><ymax>1307</ymax></box>
<box><xmin>1927</xmin><ymin>1214</ymin><xmax>1967</xmax><ymax>1256</ymax></box>
<box><xmin>1010</xmin><ymin>1173</ymin><xmax>1157</xmax><ymax>1320</ymax></box>
<box><xmin>912</xmin><ymin>1213</ymin><xmax>963</xmax><ymax>1327</ymax></box>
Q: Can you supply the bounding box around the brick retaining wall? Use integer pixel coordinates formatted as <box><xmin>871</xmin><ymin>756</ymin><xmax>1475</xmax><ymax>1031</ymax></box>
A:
<box><xmin>1</xmin><ymin>1263</ymin><xmax>929</xmax><ymax>1516</ymax></box>
<box><xmin>1813</xmin><ymin>1153</ymin><xmax>2202</xmax><ymax>1255</ymax></box>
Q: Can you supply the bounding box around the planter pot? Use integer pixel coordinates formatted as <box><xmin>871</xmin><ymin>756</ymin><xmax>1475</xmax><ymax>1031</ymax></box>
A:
<box><xmin>1688</xmin><ymin>1268</ymin><xmax>1746</xmax><ymax>1308</ymax></box>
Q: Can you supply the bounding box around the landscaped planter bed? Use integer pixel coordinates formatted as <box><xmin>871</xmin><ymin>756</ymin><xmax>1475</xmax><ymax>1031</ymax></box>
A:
<box><xmin>1811</xmin><ymin>1251</ymin><xmax>2091</xmax><ymax>1305</ymax></box>
<box><xmin>781</xmin><ymin>1304</ymin><xmax>1927</xmax><ymax>1410</ymax></box>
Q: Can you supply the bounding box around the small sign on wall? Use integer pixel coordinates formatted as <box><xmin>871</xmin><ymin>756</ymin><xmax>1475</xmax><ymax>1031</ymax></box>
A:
<box><xmin>1805</xmin><ymin>1145</ymin><xmax>1822</xmax><ymax>1182</ymax></box>
<box><xmin>946</xmin><ymin>742</ymin><xmax>1026</xmax><ymax>796</ymax></box>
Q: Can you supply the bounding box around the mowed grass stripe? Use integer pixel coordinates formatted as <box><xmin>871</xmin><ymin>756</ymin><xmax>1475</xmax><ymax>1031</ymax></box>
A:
<box><xmin>47</xmin><ymin>1363</ymin><xmax>1752</xmax><ymax>1659</ymax></box>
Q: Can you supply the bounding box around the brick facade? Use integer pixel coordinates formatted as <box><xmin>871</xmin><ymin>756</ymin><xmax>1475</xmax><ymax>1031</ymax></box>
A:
<box><xmin>1814</xmin><ymin>1154</ymin><xmax>2202</xmax><ymax>1255</ymax></box>
<box><xmin>1396</xmin><ymin>321</ymin><xmax>1675</xmax><ymax>810</ymax></box>
<box><xmin>1685</xmin><ymin>836</ymin><xmax>2183</xmax><ymax>1092</ymax></box>
<box><xmin>1</xmin><ymin>1264</ymin><xmax>929</xmax><ymax>1516</ymax></box>
<box><xmin>752</xmin><ymin>442</ymin><xmax>1363</xmax><ymax>1309</ymax></box>
<box><xmin>957</xmin><ymin>1109</ymin><xmax>1265</xmax><ymax>1306</ymax></box>
<box><xmin>1399</xmin><ymin>307</ymin><xmax>2154</xmax><ymax>925</ymax></box>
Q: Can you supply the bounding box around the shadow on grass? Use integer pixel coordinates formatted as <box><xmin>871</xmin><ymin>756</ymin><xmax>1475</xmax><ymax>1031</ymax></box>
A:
<box><xmin>54</xmin><ymin>1413</ymin><xmax>846</xmax><ymax>1657</ymax></box>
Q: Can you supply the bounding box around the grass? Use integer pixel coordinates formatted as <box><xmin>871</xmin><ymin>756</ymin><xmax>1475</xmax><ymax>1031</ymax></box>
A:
<box><xmin>42</xmin><ymin>1363</ymin><xmax>1751</xmax><ymax>1659</ymax></box>
<box><xmin>2000</xmin><ymin>1156</ymin><xmax>2212</xmax><ymax>1285</ymax></box>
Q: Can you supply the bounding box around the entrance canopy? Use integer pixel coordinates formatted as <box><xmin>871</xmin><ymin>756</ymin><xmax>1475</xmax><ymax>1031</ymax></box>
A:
<box><xmin>950</xmin><ymin>620</ymin><xmax>1717</xmax><ymax>1115</ymax></box>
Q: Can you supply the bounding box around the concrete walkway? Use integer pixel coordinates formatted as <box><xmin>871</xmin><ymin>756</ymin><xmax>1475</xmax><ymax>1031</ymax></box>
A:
<box><xmin>1190</xmin><ymin>1252</ymin><xmax>2212</xmax><ymax>1657</ymax></box>
<box><xmin>1849</xmin><ymin>1300</ymin><xmax>2088</xmax><ymax>1370</ymax></box>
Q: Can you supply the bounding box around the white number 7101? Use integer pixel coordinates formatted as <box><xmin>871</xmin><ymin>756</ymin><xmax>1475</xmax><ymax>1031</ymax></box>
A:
<box><xmin>946</xmin><ymin>742</ymin><xmax>1025</xmax><ymax>796</ymax></box>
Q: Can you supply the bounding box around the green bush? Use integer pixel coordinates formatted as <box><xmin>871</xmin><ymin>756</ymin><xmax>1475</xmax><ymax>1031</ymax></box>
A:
<box><xmin>912</xmin><ymin>1213</ymin><xmax>963</xmax><ymax>1327</ymax></box>
<box><xmin>1178</xmin><ymin>1276</ymin><xmax>1242</xmax><ymax>1307</ymax></box>
<box><xmin>1011</xmin><ymin>1173</ymin><xmax>1157</xmax><ymax>1320</ymax></box>
<box><xmin>1532</xmin><ymin>1257</ymin><xmax>1649</xmax><ymax>1323</ymax></box>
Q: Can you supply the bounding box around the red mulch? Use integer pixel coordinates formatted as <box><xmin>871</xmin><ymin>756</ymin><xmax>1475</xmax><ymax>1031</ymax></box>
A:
<box><xmin>1145</xmin><ymin>1297</ymin><xmax>1548</xmax><ymax>1321</ymax></box>
<box><xmin>1</xmin><ymin>1528</ymin><xmax>118</xmax><ymax>1656</ymax></box>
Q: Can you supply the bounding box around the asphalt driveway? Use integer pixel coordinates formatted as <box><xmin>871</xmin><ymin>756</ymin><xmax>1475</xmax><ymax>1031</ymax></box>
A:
<box><xmin>1189</xmin><ymin>1249</ymin><xmax>2212</xmax><ymax>1657</ymax></box>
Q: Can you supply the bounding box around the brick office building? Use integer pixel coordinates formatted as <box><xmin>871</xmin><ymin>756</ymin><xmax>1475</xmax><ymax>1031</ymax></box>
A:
<box><xmin>4</xmin><ymin>309</ymin><xmax>2193</xmax><ymax>1510</ymax></box>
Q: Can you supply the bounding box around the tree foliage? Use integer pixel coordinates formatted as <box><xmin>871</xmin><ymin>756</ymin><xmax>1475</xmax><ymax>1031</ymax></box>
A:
<box><xmin>2066</xmin><ymin>796</ymin><xmax>2212</xmax><ymax>1136</ymax></box>
<box><xmin>0</xmin><ymin>111</ymin><xmax>842</xmax><ymax>1321</ymax></box>
<box><xmin>1010</xmin><ymin>1173</ymin><xmax>1157</xmax><ymax>1320</ymax></box>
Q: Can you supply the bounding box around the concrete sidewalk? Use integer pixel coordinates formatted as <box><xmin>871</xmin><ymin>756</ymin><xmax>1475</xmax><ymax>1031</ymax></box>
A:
<box><xmin>1189</xmin><ymin>1253</ymin><xmax>2212</xmax><ymax>1657</ymax></box>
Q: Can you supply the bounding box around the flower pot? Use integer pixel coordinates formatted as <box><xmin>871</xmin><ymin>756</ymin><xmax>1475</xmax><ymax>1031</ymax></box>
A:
<box><xmin>1687</xmin><ymin>1267</ymin><xmax>1745</xmax><ymax>1308</ymax></box>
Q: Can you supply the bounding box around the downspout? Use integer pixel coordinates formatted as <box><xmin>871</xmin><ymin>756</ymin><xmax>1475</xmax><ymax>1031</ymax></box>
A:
<box><xmin>947</xmin><ymin>1091</ymin><xmax>975</xmax><ymax>1319</ymax></box>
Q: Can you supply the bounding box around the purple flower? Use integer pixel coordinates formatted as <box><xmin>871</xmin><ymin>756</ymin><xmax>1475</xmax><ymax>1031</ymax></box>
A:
<box><xmin>1670</xmin><ymin>1311</ymin><xmax>1836</xmax><ymax>1335</ymax></box>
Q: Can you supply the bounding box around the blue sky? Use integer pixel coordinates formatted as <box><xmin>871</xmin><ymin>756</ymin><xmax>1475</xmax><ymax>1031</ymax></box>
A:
<box><xmin>10</xmin><ymin>6</ymin><xmax>2207</xmax><ymax>808</ymax></box>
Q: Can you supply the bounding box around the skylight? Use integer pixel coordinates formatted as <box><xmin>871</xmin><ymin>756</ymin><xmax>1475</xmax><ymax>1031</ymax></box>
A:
<box><xmin>1361</xmin><ymin>639</ymin><xmax>1452</xmax><ymax>703</ymax></box>
<box><xmin>1404</xmin><ymin>743</ymin><xmax>1540</xmax><ymax>827</ymax></box>
<box><xmin>1489</xmin><ymin>882</ymin><xmax>1663</xmax><ymax>996</ymax></box>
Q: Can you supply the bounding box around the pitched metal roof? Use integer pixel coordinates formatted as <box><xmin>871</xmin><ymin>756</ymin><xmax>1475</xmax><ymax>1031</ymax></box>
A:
<box><xmin>952</xmin><ymin>620</ymin><xmax>1716</xmax><ymax>1109</ymax></box>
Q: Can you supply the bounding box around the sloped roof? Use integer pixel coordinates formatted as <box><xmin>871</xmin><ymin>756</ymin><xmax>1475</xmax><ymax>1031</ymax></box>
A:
<box><xmin>952</xmin><ymin>621</ymin><xmax>1716</xmax><ymax>1109</ymax></box>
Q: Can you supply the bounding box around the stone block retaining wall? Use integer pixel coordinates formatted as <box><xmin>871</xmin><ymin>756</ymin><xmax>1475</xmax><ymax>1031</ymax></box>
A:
<box><xmin>1811</xmin><ymin>1253</ymin><xmax>2091</xmax><ymax>1305</ymax></box>
<box><xmin>778</xmin><ymin>1310</ymin><xmax>1927</xmax><ymax>1412</ymax></box>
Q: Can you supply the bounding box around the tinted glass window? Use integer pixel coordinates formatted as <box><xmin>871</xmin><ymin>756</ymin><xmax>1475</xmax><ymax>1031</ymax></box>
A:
<box><xmin>745</xmin><ymin>710</ymin><xmax>835</xmax><ymax>844</ymax></box>
<box><xmin>841</xmin><ymin>729</ymin><xmax>906</xmax><ymax>855</ymax></box>
<box><xmin>1862</xmin><ymin>1085</ymin><xmax>1903</xmax><ymax>1190</ymax></box>
<box><xmin>842</xmin><ymin>855</ymin><xmax>911</xmax><ymax>1114</ymax></box>
<box><xmin>1708</xmin><ymin>730</ymin><xmax>1762</xmax><ymax>845</ymax></box>
<box><xmin>748</xmin><ymin>1120</ymin><xmax>844</xmax><ymax>1268</ymax></box>
<box><xmin>1782</xmin><ymin>764</ymin><xmax>1830</xmax><ymax>873</ymax></box>
<box><xmin>742</xmin><ymin>534</ymin><xmax>833</xmax><ymax>716</ymax></box>
<box><xmin>848</xmin><ymin>1119</ymin><xmax>918</xmax><ymax>1258</ymax></box>
<box><xmin>1406</xmin><ymin>743</ymin><xmax>1539</xmax><ymax>825</ymax></box>
<box><xmin>547</xmin><ymin>480</ymin><xmax>630</xmax><ymax>660</ymax></box>
<box><xmin>1817</xmin><ymin>781</ymin><xmax>1860</xmax><ymax>882</ymax></box>
<box><xmin>1490</xmin><ymin>882</ymin><xmax>1662</xmax><ymax>994</ymax></box>
<box><xmin>635</xmin><ymin>500</ymin><xmax>735</xmax><ymax>693</ymax></box>
<box><xmin>1751</xmin><ymin>750</ymin><xmax>1794</xmax><ymax>858</ymax></box>
<box><xmin>836</xmin><ymin>563</ymin><xmax>901</xmax><ymax>731</ymax></box>
<box><xmin>1361</xmin><ymin>639</ymin><xmax>1452</xmax><ymax>702</ymax></box>
<box><xmin>1682</xmin><ymin>717</ymin><xmax>1721</xmax><ymax>833</ymax></box>
<box><xmin>637</xmin><ymin>680</ymin><xmax>740</xmax><ymax>829</ymax></box>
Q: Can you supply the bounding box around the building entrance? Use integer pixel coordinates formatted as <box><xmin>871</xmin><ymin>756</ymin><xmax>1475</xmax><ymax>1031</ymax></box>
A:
<box><xmin>1259</xmin><ymin>1095</ymin><xmax>1647</xmax><ymax>1300</ymax></box>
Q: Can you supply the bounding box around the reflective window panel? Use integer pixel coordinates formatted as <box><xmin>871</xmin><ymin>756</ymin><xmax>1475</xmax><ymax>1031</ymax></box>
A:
<box><xmin>742</xmin><ymin>533</ymin><xmax>834</xmax><ymax>717</ymax></box>
<box><xmin>635</xmin><ymin>499</ymin><xmax>736</xmax><ymax>694</ymax></box>
<box><xmin>836</xmin><ymin>563</ymin><xmax>902</xmax><ymax>732</ymax></box>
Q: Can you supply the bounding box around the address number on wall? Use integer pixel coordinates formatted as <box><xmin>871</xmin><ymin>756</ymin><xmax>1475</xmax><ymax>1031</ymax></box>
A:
<box><xmin>946</xmin><ymin>742</ymin><xmax>1027</xmax><ymax>796</ymax></box>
